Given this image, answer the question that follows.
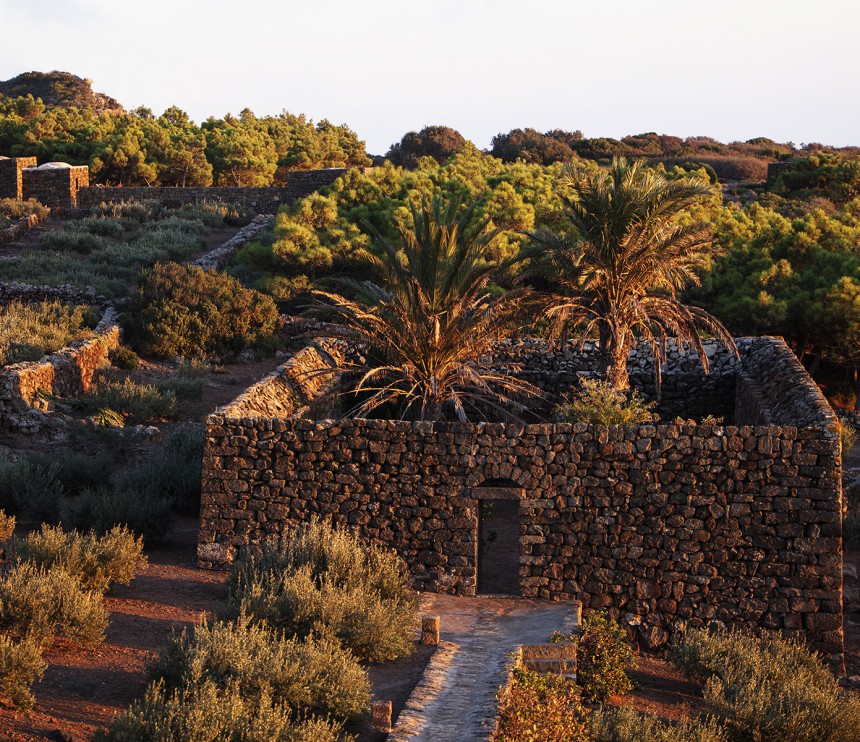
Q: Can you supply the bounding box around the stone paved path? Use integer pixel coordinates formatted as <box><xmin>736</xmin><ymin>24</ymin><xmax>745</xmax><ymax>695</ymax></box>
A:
<box><xmin>389</xmin><ymin>595</ymin><xmax>580</xmax><ymax>742</ymax></box>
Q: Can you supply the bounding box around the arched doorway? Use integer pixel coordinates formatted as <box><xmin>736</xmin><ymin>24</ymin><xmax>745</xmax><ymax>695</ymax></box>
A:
<box><xmin>474</xmin><ymin>480</ymin><xmax>522</xmax><ymax>594</ymax></box>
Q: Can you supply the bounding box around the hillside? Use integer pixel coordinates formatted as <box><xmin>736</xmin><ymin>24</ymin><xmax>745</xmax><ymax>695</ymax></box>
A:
<box><xmin>0</xmin><ymin>70</ymin><xmax>123</xmax><ymax>113</ymax></box>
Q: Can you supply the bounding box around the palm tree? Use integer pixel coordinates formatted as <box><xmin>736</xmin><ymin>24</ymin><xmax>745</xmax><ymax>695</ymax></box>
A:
<box><xmin>312</xmin><ymin>194</ymin><xmax>540</xmax><ymax>421</ymax></box>
<box><xmin>531</xmin><ymin>157</ymin><xmax>737</xmax><ymax>390</ymax></box>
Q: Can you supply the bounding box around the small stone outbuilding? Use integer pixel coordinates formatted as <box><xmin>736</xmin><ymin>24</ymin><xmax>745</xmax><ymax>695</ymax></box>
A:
<box><xmin>198</xmin><ymin>337</ymin><xmax>843</xmax><ymax>659</ymax></box>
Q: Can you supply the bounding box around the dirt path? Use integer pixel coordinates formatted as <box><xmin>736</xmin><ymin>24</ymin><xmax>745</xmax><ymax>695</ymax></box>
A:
<box><xmin>391</xmin><ymin>595</ymin><xmax>579</xmax><ymax>741</ymax></box>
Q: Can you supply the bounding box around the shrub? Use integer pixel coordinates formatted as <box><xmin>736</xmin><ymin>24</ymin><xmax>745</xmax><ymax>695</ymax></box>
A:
<box><xmin>492</xmin><ymin>667</ymin><xmax>590</xmax><ymax>742</ymax></box>
<box><xmin>155</xmin><ymin>375</ymin><xmax>204</xmax><ymax>400</ymax></box>
<box><xmin>0</xmin><ymin>456</ymin><xmax>63</xmax><ymax>521</ymax></box>
<box><xmin>81</xmin><ymin>375</ymin><xmax>177</xmax><ymax>422</ymax></box>
<box><xmin>671</xmin><ymin>627</ymin><xmax>860</xmax><ymax>742</ymax></box>
<box><xmin>94</xmin><ymin>679</ymin><xmax>342</xmax><ymax>742</ymax></box>
<box><xmin>91</xmin><ymin>407</ymin><xmax>126</xmax><ymax>428</ymax></box>
<box><xmin>0</xmin><ymin>511</ymin><xmax>15</xmax><ymax>542</ymax></box>
<box><xmin>0</xmin><ymin>299</ymin><xmax>95</xmax><ymax>366</ymax></box>
<box><xmin>111</xmin><ymin>346</ymin><xmax>140</xmax><ymax>370</ymax></box>
<box><xmin>89</xmin><ymin>199</ymin><xmax>160</xmax><ymax>222</ymax></box>
<box><xmin>0</xmin><ymin>634</ymin><xmax>46</xmax><ymax>711</ymax></box>
<box><xmin>554</xmin><ymin>378</ymin><xmax>656</xmax><ymax>425</ymax></box>
<box><xmin>0</xmin><ymin>562</ymin><xmax>107</xmax><ymax>647</ymax></box>
<box><xmin>26</xmin><ymin>448</ymin><xmax>115</xmax><ymax>496</ymax></box>
<box><xmin>227</xmin><ymin>519</ymin><xmax>418</xmax><ymax>662</ymax></box>
<box><xmin>133</xmin><ymin>221</ymin><xmax>207</xmax><ymax>262</ymax></box>
<box><xmin>0</xmin><ymin>197</ymin><xmax>49</xmax><ymax>222</ymax></box>
<box><xmin>838</xmin><ymin>419</ymin><xmax>857</xmax><ymax>453</ymax></box>
<box><xmin>40</xmin><ymin>227</ymin><xmax>113</xmax><ymax>254</ymax></box>
<box><xmin>72</xmin><ymin>216</ymin><xmax>130</xmax><ymax>238</ymax></box>
<box><xmin>150</xmin><ymin>615</ymin><xmax>370</xmax><ymax>723</ymax></box>
<box><xmin>558</xmin><ymin>611</ymin><xmax>635</xmax><ymax>702</ymax></box>
<box><xmin>64</xmin><ymin>487</ymin><xmax>173</xmax><ymax>546</ymax></box>
<box><xmin>9</xmin><ymin>524</ymin><xmax>146</xmax><ymax>594</ymax></box>
<box><xmin>590</xmin><ymin>707</ymin><xmax>728</xmax><ymax>742</ymax></box>
<box><xmin>116</xmin><ymin>423</ymin><xmax>205</xmax><ymax>513</ymax></box>
<box><xmin>126</xmin><ymin>263</ymin><xmax>280</xmax><ymax>359</ymax></box>
<box><xmin>173</xmin><ymin>200</ymin><xmax>249</xmax><ymax>227</ymax></box>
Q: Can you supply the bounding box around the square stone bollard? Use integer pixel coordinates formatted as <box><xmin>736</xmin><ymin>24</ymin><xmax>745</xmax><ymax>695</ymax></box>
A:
<box><xmin>371</xmin><ymin>700</ymin><xmax>392</xmax><ymax>732</ymax></box>
<box><xmin>421</xmin><ymin>615</ymin><xmax>440</xmax><ymax>645</ymax></box>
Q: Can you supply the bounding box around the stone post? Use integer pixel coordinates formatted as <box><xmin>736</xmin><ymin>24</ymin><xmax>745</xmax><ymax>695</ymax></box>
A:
<box><xmin>371</xmin><ymin>700</ymin><xmax>392</xmax><ymax>733</ymax></box>
<box><xmin>421</xmin><ymin>615</ymin><xmax>440</xmax><ymax>645</ymax></box>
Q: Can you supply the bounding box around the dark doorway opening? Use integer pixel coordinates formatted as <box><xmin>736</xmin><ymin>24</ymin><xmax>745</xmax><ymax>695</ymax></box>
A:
<box><xmin>477</xmin><ymin>499</ymin><xmax>520</xmax><ymax>594</ymax></box>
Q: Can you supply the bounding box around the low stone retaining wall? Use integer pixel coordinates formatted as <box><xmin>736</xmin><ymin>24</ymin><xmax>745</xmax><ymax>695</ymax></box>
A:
<box><xmin>191</xmin><ymin>214</ymin><xmax>273</xmax><ymax>271</ymax></box>
<box><xmin>0</xmin><ymin>212</ymin><xmax>47</xmax><ymax>247</ymax></box>
<box><xmin>77</xmin><ymin>169</ymin><xmax>352</xmax><ymax>212</ymax></box>
<box><xmin>0</xmin><ymin>296</ymin><xmax>120</xmax><ymax>433</ymax></box>
<box><xmin>199</xmin><ymin>336</ymin><xmax>843</xmax><ymax>658</ymax></box>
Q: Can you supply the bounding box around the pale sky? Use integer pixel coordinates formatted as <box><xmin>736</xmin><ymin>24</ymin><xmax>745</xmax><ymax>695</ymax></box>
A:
<box><xmin>1</xmin><ymin>0</ymin><xmax>857</xmax><ymax>155</ymax></box>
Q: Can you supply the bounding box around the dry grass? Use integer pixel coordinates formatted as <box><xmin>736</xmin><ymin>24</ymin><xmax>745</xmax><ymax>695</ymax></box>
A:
<box><xmin>0</xmin><ymin>300</ymin><xmax>95</xmax><ymax>366</ymax></box>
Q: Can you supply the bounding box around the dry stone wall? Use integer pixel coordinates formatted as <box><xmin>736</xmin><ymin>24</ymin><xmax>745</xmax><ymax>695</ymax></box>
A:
<box><xmin>191</xmin><ymin>214</ymin><xmax>273</xmax><ymax>271</ymax></box>
<box><xmin>0</xmin><ymin>284</ymin><xmax>119</xmax><ymax>432</ymax></box>
<box><xmin>77</xmin><ymin>169</ymin><xmax>354</xmax><ymax>212</ymax></box>
<box><xmin>199</xmin><ymin>336</ymin><xmax>843</xmax><ymax>658</ymax></box>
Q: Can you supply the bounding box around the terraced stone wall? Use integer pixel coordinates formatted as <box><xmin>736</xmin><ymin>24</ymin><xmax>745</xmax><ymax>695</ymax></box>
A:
<box><xmin>199</xmin><ymin>336</ymin><xmax>843</xmax><ymax>658</ymax></box>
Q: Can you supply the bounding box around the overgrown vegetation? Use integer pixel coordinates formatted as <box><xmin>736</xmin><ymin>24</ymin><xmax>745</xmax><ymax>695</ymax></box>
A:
<box><xmin>227</xmin><ymin>519</ymin><xmax>419</xmax><ymax>663</ymax></box>
<box><xmin>64</xmin><ymin>487</ymin><xmax>173</xmax><ymax>546</ymax></box>
<box><xmin>0</xmin><ymin>197</ymin><xmax>49</xmax><ymax>229</ymax></box>
<box><xmin>9</xmin><ymin>524</ymin><xmax>146</xmax><ymax>593</ymax></box>
<box><xmin>590</xmin><ymin>707</ymin><xmax>728</xmax><ymax>742</ymax></box>
<box><xmin>492</xmin><ymin>667</ymin><xmax>590</xmax><ymax>742</ymax></box>
<box><xmin>554</xmin><ymin>378</ymin><xmax>657</xmax><ymax>425</ymax></box>
<box><xmin>78</xmin><ymin>373</ymin><xmax>177</xmax><ymax>423</ymax></box>
<box><xmin>672</xmin><ymin>627</ymin><xmax>860</xmax><ymax>742</ymax></box>
<box><xmin>149</xmin><ymin>615</ymin><xmax>370</xmax><ymax>723</ymax></box>
<box><xmin>125</xmin><ymin>263</ymin><xmax>280</xmax><ymax>359</ymax></box>
<box><xmin>0</xmin><ymin>300</ymin><xmax>96</xmax><ymax>366</ymax></box>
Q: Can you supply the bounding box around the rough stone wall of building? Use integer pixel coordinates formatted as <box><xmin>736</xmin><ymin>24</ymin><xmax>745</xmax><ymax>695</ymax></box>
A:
<box><xmin>198</xmin><ymin>336</ymin><xmax>843</xmax><ymax>656</ymax></box>
<box><xmin>0</xmin><ymin>157</ymin><xmax>37</xmax><ymax>200</ymax></box>
<box><xmin>77</xmin><ymin>169</ymin><xmax>353</xmax><ymax>212</ymax></box>
<box><xmin>22</xmin><ymin>166</ymin><xmax>89</xmax><ymax>210</ymax></box>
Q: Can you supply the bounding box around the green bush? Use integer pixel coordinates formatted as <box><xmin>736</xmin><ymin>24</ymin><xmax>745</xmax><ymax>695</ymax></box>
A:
<box><xmin>81</xmin><ymin>375</ymin><xmax>177</xmax><ymax>422</ymax></box>
<box><xmin>89</xmin><ymin>199</ymin><xmax>160</xmax><ymax>222</ymax></box>
<box><xmin>94</xmin><ymin>679</ymin><xmax>342</xmax><ymax>742</ymax></box>
<box><xmin>72</xmin><ymin>216</ymin><xmax>130</xmax><ymax>238</ymax></box>
<box><xmin>0</xmin><ymin>250</ymin><xmax>130</xmax><ymax>299</ymax></box>
<box><xmin>672</xmin><ymin>627</ymin><xmax>860</xmax><ymax>742</ymax></box>
<box><xmin>111</xmin><ymin>345</ymin><xmax>140</xmax><ymax>370</ymax></box>
<box><xmin>155</xmin><ymin>375</ymin><xmax>204</xmax><ymax>401</ymax></box>
<box><xmin>0</xmin><ymin>634</ymin><xmax>46</xmax><ymax>711</ymax></box>
<box><xmin>0</xmin><ymin>562</ymin><xmax>107</xmax><ymax>647</ymax></box>
<box><xmin>492</xmin><ymin>667</ymin><xmax>590</xmax><ymax>742</ymax></box>
<box><xmin>126</xmin><ymin>263</ymin><xmax>280</xmax><ymax>359</ymax></box>
<box><xmin>554</xmin><ymin>611</ymin><xmax>634</xmax><ymax>702</ymax></box>
<box><xmin>0</xmin><ymin>456</ymin><xmax>63</xmax><ymax>520</ymax></box>
<box><xmin>116</xmin><ymin>423</ymin><xmax>204</xmax><ymax>513</ymax></box>
<box><xmin>590</xmin><ymin>707</ymin><xmax>728</xmax><ymax>742</ymax></box>
<box><xmin>64</xmin><ymin>487</ymin><xmax>173</xmax><ymax>546</ymax></box>
<box><xmin>227</xmin><ymin>519</ymin><xmax>418</xmax><ymax>662</ymax></box>
<box><xmin>173</xmin><ymin>200</ymin><xmax>249</xmax><ymax>227</ymax></box>
<box><xmin>26</xmin><ymin>448</ymin><xmax>115</xmax><ymax>496</ymax></box>
<box><xmin>554</xmin><ymin>378</ymin><xmax>657</xmax><ymax>425</ymax></box>
<box><xmin>9</xmin><ymin>524</ymin><xmax>146</xmax><ymax>594</ymax></box>
<box><xmin>133</xmin><ymin>222</ymin><xmax>207</xmax><ymax>262</ymax></box>
<box><xmin>150</xmin><ymin>615</ymin><xmax>370</xmax><ymax>723</ymax></box>
<box><xmin>40</xmin><ymin>226</ymin><xmax>113</xmax><ymax>254</ymax></box>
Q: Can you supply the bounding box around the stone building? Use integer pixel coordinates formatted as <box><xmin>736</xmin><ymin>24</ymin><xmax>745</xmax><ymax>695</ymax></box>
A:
<box><xmin>0</xmin><ymin>156</ymin><xmax>37</xmax><ymax>200</ymax></box>
<box><xmin>198</xmin><ymin>337</ymin><xmax>843</xmax><ymax>659</ymax></box>
<box><xmin>21</xmin><ymin>162</ymin><xmax>89</xmax><ymax>209</ymax></box>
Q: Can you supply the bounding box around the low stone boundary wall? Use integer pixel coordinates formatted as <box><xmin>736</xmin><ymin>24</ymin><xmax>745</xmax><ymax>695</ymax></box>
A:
<box><xmin>0</xmin><ymin>212</ymin><xmax>47</xmax><ymax>247</ymax></box>
<box><xmin>191</xmin><ymin>214</ymin><xmax>273</xmax><ymax>271</ymax></box>
<box><xmin>0</xmin><ymin>281</ymin><xmax>108</xmax><ymax>308</ymax></box>
<box><xmin>199</xmin><ymin>336</ymin><xmax>844</xmax><ymax>658</ymax></box>
<box><xmin>78</xmin><ymin>169</ymin><xmax>352</xmax><ymax>212</ymax></box>
<box><xmin>0</xmin><ymin>303</ymin><xmax>120</xmax><ymax>432</ymax></box>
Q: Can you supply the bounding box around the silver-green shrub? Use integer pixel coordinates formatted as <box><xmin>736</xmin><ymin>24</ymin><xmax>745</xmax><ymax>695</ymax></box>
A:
<box><xmin>149</xmin><ymin>614</ymin><xmax>369</xmax><ymax>723</ymax></box>
<box><xmin>672</xmin><ymin>628</ymin><xmax>860</xmax><ymax>742</ymax></box>
<box><xmin>227</xmin><ymin>519</ymin><xmax>418</xmax><ymax>662</ymax></box>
